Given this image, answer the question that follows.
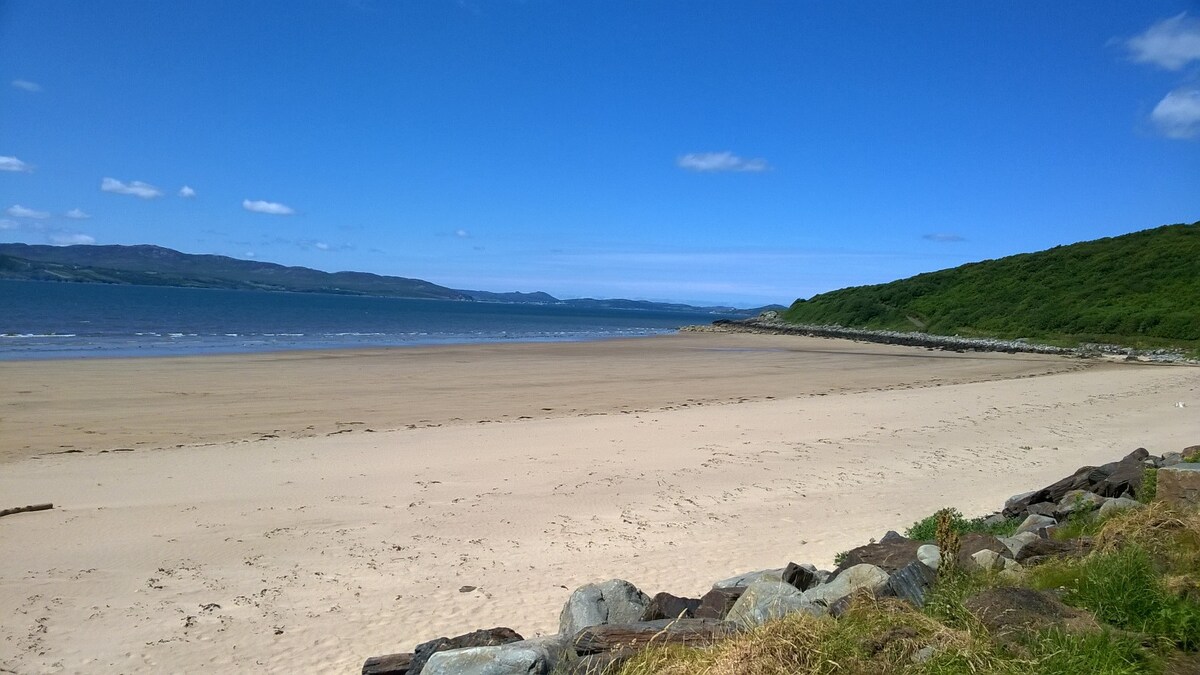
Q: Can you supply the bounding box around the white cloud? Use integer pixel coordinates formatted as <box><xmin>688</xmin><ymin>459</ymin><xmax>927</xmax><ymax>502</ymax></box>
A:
<box><xmin>11</xmin><ymin>79</ymin><xmax>41</xmax><ymax>92</ymax></box>
<box><xmin>0</xmin><ymin>219</ymin><xmax>19</xmax><ymax>230</ymax></box>
<box><xmin>677</xmin><ymin>151</ymin><xmax>770</xmax><ymax>172</ymax></box>
<box><xmin>242</xmin><ymin>199</ymin><xmax>295</xmax><ymax>215</ymax></box>
<box><xmin>455</xmin><ymin>229</ymin><xmax>470</xmax><ymax>238</ymax></box>
<box><xmin>6</xmin><ymin>204</ymin><xmax>49</xmax><ymax>219</ymax></box>
<box><xmin>65</xmin><ymin>208</ymin><xmax>91</xmax><ymax>219</ymax></box>
<box><xmin>179</xmin><ymin>185</ymin><xmax>196</xmax><ymax>198</ymax></box>
<box><xmin>314</xmin><ymin>242</ymin><xmax>330</xmax><ymax>251</ymax></box>
<box><xmin>101</xmin><ymin>177</ymin><xmax>163</xmax><ymax>199</ymax></box>
<box><xmin>0</xmin><ymin>156</ymin><xmax>33</xmax><ymax>172</ymax></box>
<box><xmin>1127</xmin><ymin>13</ymin><xmax>1200</xmax><ymax>70</ymax></box>
<box><xmin>1151</xmin><ymin>87</ymin><xmax>1200</xmax><ymax>139</ymax></box>
<box><xmin>50</xmin><ymin>233</ymin><xmax>96</xmax><ymax>246</ymax></box>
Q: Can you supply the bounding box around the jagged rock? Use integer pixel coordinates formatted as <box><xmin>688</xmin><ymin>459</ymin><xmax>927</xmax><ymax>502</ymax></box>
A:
<box><xmin>572</xmin><ymin>619</ymin><xmax>735</xmax><ymax>654</ymax></box>
<box><xmin>1026</xmin><ymin>502</ymin><xmax>1058</xmax><ymax>518</ymax></box>
<box><xmin>830</xmin><ymin>538</ymin><xmax>921</xmax><ymax>577</ymax></box>
<box><xmin>727</xmin><ymin>580</ymin><xmax>824</xmax><ymax>628</ymax></box>
<box><xmin>1098</xmin><ymin>496</ymin><xmax>1143</xmax><ymax>518</ymax></box>
<box><xmin>1161</xmin><ymin>452</ymin><xmax>1183</xmax><ymax>467</ymax></box>
<box><xmin>883</xmin><ymin>561</ymin><xmax>937</xmax><ymax>608</ymax></box>
<box><xmin>420</xmin><ymin>643</ymin><xmax>549</xmax><ymax>675</ymax></box>
<box><xmin>712</xmin><ymin>568</ymin><xmax>782</xmax><ymax>589</ymax></box>
<box><xmin>694</xmin><ymin>587</ymin><xmax>745</xmax><ymax>620</ymax></box>
<box><xmin>559</xmin><ymin>580</ymin><xmax>650</xmax><ymax>638</ymax></box>
<box><xmin>782</xmin><ymin>562</ymin><xmax>818</xmax><ymax>591</ymax></box>
<box><xmin>1158</xmin><ymin>464</ymin><xmax>1200</xmax><ymax>509</ymax></box>
<box><xmin>981</xmin><ymin>514</ymin><xmax>1007</xmax><ymax>527</ymax></box>
<box><xmin>1015</xmin><ymin>536</ymin><xmax>1091</xmax><ymax>563</ymax></box>
<box><xmin>363</xmin><ymin>652</ymin><xmax>413</xmax><ymax>675</ymax></box>
<box><xmin>997</xmin><ymin>532</ymin><xmax>1040</xmax><ymax>558</ymax></box>
<box><xmin>1054</xmin><ymin>490</ymin><xmax>1105</xmax><ymax>519</ymax></box>
<box><xmin>804</xmin><ymin>564</ymin><xmax>890</xmax><ymax>607</ymax></box>
<box><xmin>639</xmin><ymin>592</ymin><xmax>700</xmax><ymax>621</ymax></box>
<box><xmin>1093</xmin><ymin>449</ymin><xmax>1149</xmax><ymax>498</ymax></box>
<box><xmin>971</xmin><ymin>549</ymin><xmax>1006</xmax><ymax>571</ymax></box>
<box><xmin>917</xmin><ymin>544</ymin><xmax>941</xmax><ymax>571</ymax></box>
<box><xmin>1002</xmin><ymin>449</ymin><xmax>1151</xmax><ymax>517</ymax></box>
<box><xmin>1015</xmin><ymin>514</ymin><xmax>1056</xmax><ymax>536</ymax></box>
<box><xmin>410</xmin><ymin>627</ymin><xmax>524</xmax><ymax>674</ymax></box>
<box><xmin>1004</xmin><ymin>490</ymin><xmax>1038</xmax><ymax>516</ymax></box>
<box><xmin>964</xmin><ymin>587</ymin><xmax>1100</xmax><ymax>641</ymax></box>
<box><xmin>880</xmin><ymin>530</ymin><xmax>905</xmax><ymax>543</ymax></box>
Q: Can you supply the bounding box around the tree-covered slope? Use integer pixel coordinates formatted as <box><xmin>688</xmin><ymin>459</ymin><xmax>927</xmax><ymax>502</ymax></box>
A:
<box><xmin>782</xmin><ymin>222</ymin><xmax>1200</xmax><ymax>345</ymax></box>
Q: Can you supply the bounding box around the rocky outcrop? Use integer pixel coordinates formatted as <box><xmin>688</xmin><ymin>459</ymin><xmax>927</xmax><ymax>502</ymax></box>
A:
<box><xmin>362</xmin><ymin>446</ymin><xmax>1196</xmax><ymax>674</ymax></box>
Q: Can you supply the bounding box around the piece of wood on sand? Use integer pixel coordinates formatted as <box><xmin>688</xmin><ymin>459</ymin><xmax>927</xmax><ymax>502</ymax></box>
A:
<box><xmin>0</xmin><ymin>503</ymin><xmax>54</xmax><ymax>518</ymax></box>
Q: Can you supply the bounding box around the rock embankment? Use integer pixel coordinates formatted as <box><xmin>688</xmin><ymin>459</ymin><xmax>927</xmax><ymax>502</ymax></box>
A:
<box><xmin>682</xmin><ymin>316</ymin><xmax>1196</xmax><ymax>363</ymax></box>
<box><xmin>361</xmin><ymin>446</ymin><xmax>1200</xmax><ymax>675</ymax></box>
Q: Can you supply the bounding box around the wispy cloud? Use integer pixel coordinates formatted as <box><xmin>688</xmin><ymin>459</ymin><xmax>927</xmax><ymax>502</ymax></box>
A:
<box><xmin>1127</xmin><ymin>13</ymin><xmax>1200</xmax><ymax>70</ymax></box>
<box><xmin>50</xmin><ymin>233</ymin><xmax>96</xmax><ymax>246</ymax></box>
<box><xmin>922</xmin><ymin>233</ymin><xmax>965</xmax><ymax>242</ymax></box>
<box><xmin>101</xmin><ymin>177</ymin><xmax>163</xmax><ymax>199</ymax></box>
<box><xmin>11</xmin><ymin>79</ymin><xmax>42</xmax><ymax>92</ymax></box>
<box><xmin>455</xmin><ymin>229</ymin><xmax>470</xmax><ymax>238</ymax></box>
<box><xmin>0</xmin><ymin>219</ymin><xmax>19</xmax><ymax>230</ymax></box>
<box><xmin>0</xmin><ymin>156</ymin><xmax>33</xmax><ymax>172</ymax></box>
<box><xmin>65</xmin><ymin>208</ymin><xmax>91</xmax><ymax>219</ymax></box>
<box><xmin>179</xmin><ymin>185</ymin><xmax>196</xmax><ymax>198</ymax></box>
<box><xmin>6</xmin><ymin>204</ymin><xmax>50</xmax><ymax>219</ymax></box>
<box><xmin>677</xmin><ymin>151</ymin><xmax>770</xmax><ymax>173</ymax></box>
<box><xmin>243</xmin><ymin>199</ymin><xmax>294</xmax><ymax>215</ymax></box>
<box><xmin>1151</xmin><ymin>87</ymin><xmax>1200</xmax><ymax>139</ymax></box>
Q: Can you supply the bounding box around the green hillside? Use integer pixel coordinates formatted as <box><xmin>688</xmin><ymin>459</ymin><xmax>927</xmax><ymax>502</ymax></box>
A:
<box><xmin>782</xmin><ymin>222</ymin><xmax>1200</xmax><ymax>347</ymax></box>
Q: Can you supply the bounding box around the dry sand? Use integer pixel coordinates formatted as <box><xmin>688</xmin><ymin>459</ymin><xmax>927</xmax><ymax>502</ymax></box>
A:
<box><xmin>1</xmin><ymin>332</ymin><xmax>1196</xmax><ymax>673</ymax></box>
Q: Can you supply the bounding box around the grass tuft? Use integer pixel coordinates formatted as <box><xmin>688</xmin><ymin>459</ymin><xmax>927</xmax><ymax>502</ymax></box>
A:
<box><xmin>904</xmin><ymin>508</ymin><xmax>1021</xmax><ymax>541</ymax></box>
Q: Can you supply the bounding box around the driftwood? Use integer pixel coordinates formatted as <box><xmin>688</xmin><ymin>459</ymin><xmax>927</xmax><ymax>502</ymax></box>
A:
<box><xmin>361</xmin><ymin>652</ymin><xmax>412</xmax><ymax>675</ymax></box>
<box><xmin>572</xmin><ymin>618</ymin><xmax>736</xmax><ymax>655</ymax></box>
<box><xmin>0</xmin><ymin>503</ymin><xmax>53</xmax><ymax>518</ymax></box>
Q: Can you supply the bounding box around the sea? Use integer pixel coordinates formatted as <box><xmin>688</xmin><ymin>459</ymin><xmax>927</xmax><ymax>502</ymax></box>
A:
<box><xmin>0</xmin><ymin>280</ymin><xmax>729</xmax><ymax>360</ymax></box>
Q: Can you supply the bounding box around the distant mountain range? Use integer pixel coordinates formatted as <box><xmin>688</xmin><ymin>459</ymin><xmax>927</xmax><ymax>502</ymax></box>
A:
<box><xmin>0</xmin><ymin>243</ymin><xmax>777</xmax><ymax>315</ymax></box>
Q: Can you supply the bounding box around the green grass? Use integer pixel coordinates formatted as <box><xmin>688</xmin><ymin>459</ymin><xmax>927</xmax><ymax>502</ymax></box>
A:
<box><xmin>613</xmin><ymin>503</ymin><xmax>1200</xmax><ymax>675</ymax></box>
<box><xmin>1141</xmin><ymin>468</ymin><xmax>1158</xmax><ymax>503</ymax></box>
<box><xmin>780</xmin><ymin>221</ymin><xmax>1200</xmax><ymax>349</ymax></box>
<box><xmin>904</xmin><ymin>508</ymin><xmax>1021</xmax><ymax>541</ymax></box>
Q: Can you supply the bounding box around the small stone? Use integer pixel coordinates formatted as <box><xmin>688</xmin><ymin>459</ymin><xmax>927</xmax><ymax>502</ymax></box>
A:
<box><xmin>1097</xmin><ymin>497</ymin><xmax>1143</xmax><ymax>518</ymax></box>
<box><xmin>916</xmin><ymin>544</ymin><xmax>941</xmax><ymax>571</ymax></box>
<box><xmin>1015</xmin><ymin>514</ymin><xmax>1056</xmax><ymax>536</ymax></box>
<box><xmin>459</xmin><ymin>586</ymin><xmax>477</xmax><ymax>593</ymax></box>
<box><xmin>912</xmin><ymin>645</ymin><xmax>936</xmax><ymax>664</ymax></box>
<box><xmin>997</xmin><ymin>532</ymin><xmax>1040</xmax><ymax>558</ymax></box>
<box><xmin>971</xmin><ymin>549</ymin><xmax>1005</xmax><ymax>571</ymax></box>
<box><xmin>879</xmin><ymin>530</ymin><xmax>905</xmax><ymax>543</ymax></box>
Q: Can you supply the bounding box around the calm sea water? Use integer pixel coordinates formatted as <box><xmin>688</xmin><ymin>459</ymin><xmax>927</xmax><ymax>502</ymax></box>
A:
<box><xmin>0</xmin><ymin>280</ymin><xmax>727</xmax><ymax>360</ymax></box>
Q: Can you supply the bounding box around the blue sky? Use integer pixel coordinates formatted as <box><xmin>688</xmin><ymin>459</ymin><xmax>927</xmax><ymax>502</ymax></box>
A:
<box><xmin>1</xmin><ymin>1</ymin><xmax>1198</xmax><ymax>306</ymax></box>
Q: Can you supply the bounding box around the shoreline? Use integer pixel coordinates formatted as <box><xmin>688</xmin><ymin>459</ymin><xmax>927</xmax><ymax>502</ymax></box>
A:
<box><xmin>0</xmin><ymin>332</ymin><xmax>1090</xmax><ymax>465</ymax></box>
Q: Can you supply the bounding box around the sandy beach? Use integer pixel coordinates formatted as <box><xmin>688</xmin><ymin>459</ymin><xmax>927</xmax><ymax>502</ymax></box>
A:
<box><xmin>1</xmin><ymin>332</ymin><xmax>1196</xmax><ymax>673</ymax></box>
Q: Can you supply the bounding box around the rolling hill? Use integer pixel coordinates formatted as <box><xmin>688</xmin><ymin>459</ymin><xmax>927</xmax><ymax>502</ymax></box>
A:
<box><xmin>781</xmin><ymin>222</ymin><xmax>1200</xmax><ymax>346</ymax></box>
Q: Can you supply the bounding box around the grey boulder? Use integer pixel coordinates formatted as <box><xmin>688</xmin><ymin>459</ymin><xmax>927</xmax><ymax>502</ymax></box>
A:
<box><xmin>559</xmin><ymin>580</ymin><xmax>650</xmax><ymax>637</ymax></box>
<box><xmin>421</xmin><ymin>643</ymin><xmax>550</xmax><ymax>675</ymax></box>
<box><xmin>726</xmin><ymin>579</ymin><xmax>824</xmax><ymax>628</ymax></box>
<box><xmin>803</xmin><ymin>564</ymin><xmax>890</xmax><ymax>607</ymax></box>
